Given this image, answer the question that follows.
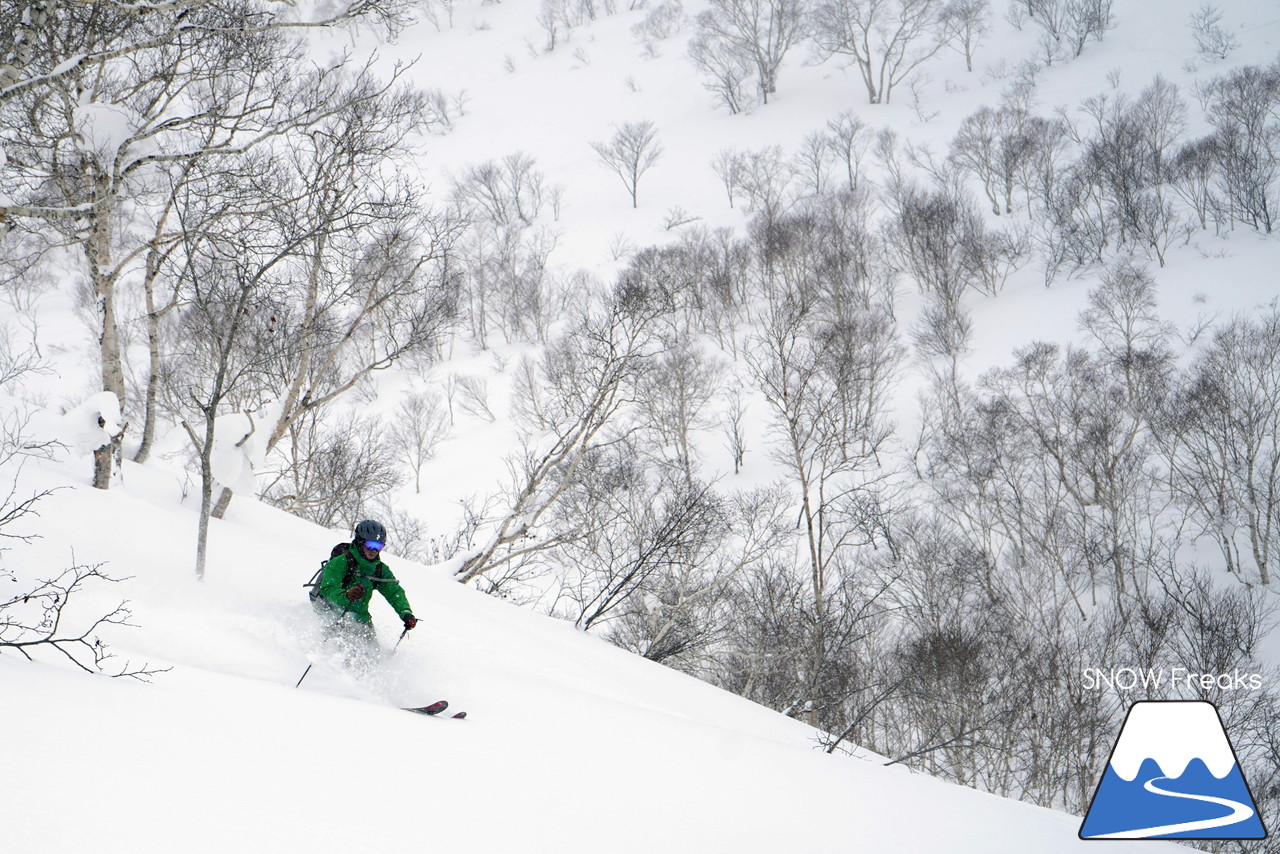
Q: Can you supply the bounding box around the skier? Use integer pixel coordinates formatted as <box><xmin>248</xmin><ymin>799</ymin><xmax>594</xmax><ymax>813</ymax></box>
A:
<box><xmin>312</xmin><ymin>519</ymin><xmax>418</xmax><ymax>658</ymax></box>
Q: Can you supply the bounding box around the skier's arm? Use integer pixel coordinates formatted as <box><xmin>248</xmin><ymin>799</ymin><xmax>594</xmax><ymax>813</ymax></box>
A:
<box><xmin>375</xmin><ymin>564</ymin><xmax>413</xmax><ymax>619</ymax></box>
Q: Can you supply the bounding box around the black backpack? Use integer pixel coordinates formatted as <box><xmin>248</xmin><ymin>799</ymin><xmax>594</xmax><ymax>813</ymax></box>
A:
<box><xmin>305</xmin><ymin>542</ymin><xmax>359</xmax><ymax>604</ymax></box>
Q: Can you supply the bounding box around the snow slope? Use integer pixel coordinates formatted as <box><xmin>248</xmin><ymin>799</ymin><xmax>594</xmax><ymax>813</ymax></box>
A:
<box><xmin>336</xmin><ymin>0</ymin><xmax>1280</xmax><ymax>537</ymax></box>
<box><xmin>6</xmin><ymin>1</ymin><xmax>1280</xmax><ymax>851</ymax></box>
<box><xmin>3</xmin><ymin>458</ymin><xmax>1179</xmax><ymax>854</ymax></box>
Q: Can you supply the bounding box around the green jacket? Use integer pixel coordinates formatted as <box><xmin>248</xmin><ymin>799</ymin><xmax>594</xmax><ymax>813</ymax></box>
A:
<box><xmin>317</xmin><ymin>543</ymin><xmax>412</xmax><ymax>625</ymax></box>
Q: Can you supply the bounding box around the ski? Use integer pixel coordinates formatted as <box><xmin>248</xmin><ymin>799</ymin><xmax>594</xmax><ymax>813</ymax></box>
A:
<box><xmin>402</xmin><ymin>700</ymin><xmax>449</xmax><ymax>716</ymax></box>
<box><xmin>402</xmin><ymin>700</ymin><xmax>467</xmax><ymax>719</ymax></box>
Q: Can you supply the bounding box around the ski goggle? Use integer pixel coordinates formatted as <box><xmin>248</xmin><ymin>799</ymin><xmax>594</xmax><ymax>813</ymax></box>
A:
<box><xmin>362</xmin><ymin>540</ymin><xmax>385</xmax><ymax>552</ymax></box>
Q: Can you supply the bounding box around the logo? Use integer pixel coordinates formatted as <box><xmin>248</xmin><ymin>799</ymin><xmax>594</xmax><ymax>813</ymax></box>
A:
<box><xmin>1079</xmin><ymin>701</ymin><xmax>1267</xmax><ymax>840</ymax></box>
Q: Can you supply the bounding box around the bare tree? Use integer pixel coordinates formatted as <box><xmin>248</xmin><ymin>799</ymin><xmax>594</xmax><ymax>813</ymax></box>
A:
<box><xmin>263</xmin><ymin>408</ymin><xmax>404</xmax><ymax>529</ymax></box>
<box><xmin>810</xmin><ymin>0</ymin><xmax>955</xmax><ymax>105</ymax></box>
<box><xmin>711</xmin><ymin>149</ymin><xmax>748</xmax><ymax>208</ymax></box>
<box><xmin>919</xmin><ymin>268</ymin><xmax>1174</xmax><ymax>607</ymax></box>
<box><xmin>1188</xmin><ymin>4</ymin><xmax>1238</xmax><ymax>63</ymax></box>
<box><xmin>1013</xmin><ymin>0</ymin><xmax>1114</xmax><ymax>63</ymax></box>
<box><xmin>0</xmin><ymin>0</ymin><xmax>411</xmax><ymax>490</ymax></box>
<box><xmin>454</xmin><ymin>283</ymin><xmax>668</xmax><ymax>585</ymax></box>
<box><xmin>633</xmin><ymin>0</ymin><xmax>687</xmax><ymax>55</ymax></box>
<box><xmin>825</xmin><ymin>111</ymin><xmax>874</xmax><ymax>192</ymax></box>
<box><xmin>255</xmin><ymin>65</ymin><xmax>464</xmax><ymax>496</ymax></box>
<box><xmin>455</xmin><ymin>374</ymin><xmax>497</xmax><ymax>423</ymax></box>
<box><xmin>942</xmin><ymin>0</ymin><xmax>989</xmax><ymax>72</ymax></box>
<box><xmin>720</xmin><ymin>522</ymin><xmax>897</xmax><ymax>734</ymax></box>
<box><xmin>537</xmin><ymin>0</ymin><xmax>568</xmax><ymax>52</ymax></box>
<box><xmin>535</xmin><ymin>0</ymin><xmax>619</xmax><ymax>51</ymax></box>
<box><xmin>1163</xmin><ymin>310</ymin><xmax>1280</xmax><ymax>587</ymax></box>
<box><xmin>459</xmin><ymin>221</ymin><xmax>561</xmax><ymax>346</ymax></box>
<box><xmin>0</xmin><ymin>562</ymin><xmax>165</xmax><ymax>679</ymax></box>
<box><xmin>637</xmin><ymin>338</ymin><xmax>724</xmax><ymax>481</ymax></box>
<box><xmin>747</xmin><ymin>221</ymin><xmax>903</xmax><ymax>723</ymax></box>
<box><xmin>591</xmin><ymin>121</ymin><xmax>664</xmax><ymax>208</ymax></box>
<box><xmin>750</xmin><ymin>189</ymin><xmax>896</xmax><ymax>318</ymax></box>
<box><xmin>793</xmin><ymin>131</ymin><xmax>837</xmax><ymax>197</ymax></box>
<box><xmin>689</xmin><ymin>34</ymin><xmax>755</xmax><ymax>114</ymax></box>
<box><xmin>0</xmin><ymin>337</ymin><xmax>56</xmax><ymax>561</ymax></box>
<box><xmin>389</xmin><ymin>390</ymin><xmax>451</xmax><ymax>493</ymax></box>
<box><xmin>1020</xmin><ymin>75</ymin><xmax>1189</xmax><ymax>278</ymax></box>
<box><xmin>950</xmin><ymin>105</ymin><xmax>1041</xmax><ymax>215</ymax></box>
<box><xmin>693</xmin><ymin>0</ymin><xmax>809</xmax><ymax>105</ymax></box>
<box><xmin>161</xmin><ymin>160</ymin><xmax>295</xmax><ymax>580</ymax></box>
<box><xmin>1062</xmin><ymin>78</ymin><xmax>1188</xmax><ymax>264</ymax></box>
<box><xmin>1170</xmin><ymin>134</ymin><xmax>1221</xmax><ymax>230</ymax></box>
<box><xmin>722</xmin><ymin>384</ymin><xmax>750</xmax><ymax>474</ymax></box>
<box><xmin>616</xmin><ymin>226</ymin><xmax>752</xmax><ymax>358</ymax></box>
<box><xmin>735</xmin><ymin>145</ymin><xmax>800</xmax><ymax>227</ymax></box>
<box><xmin>1014</xmin><ymin>113</ymin><xmax>1074</xmax><ymax>216</ymax></box>
<box><xmin>0</xmin><ymin>1</ymin><xmax>410</xmax><ymax>106</ymax></box>
<box><xmin>452</xmin><ymin>153</ymin><xmax>550</xmax><ymax>228</ymax></box>
<box><xmin>553</xmin><ymin>466</ymin><xmax>728</xmax><ymax>635</ymax></box>
<box><xmin>888</xmin><ymin>179</ymin><xmax>1022</xmax><ymax>307</ymax></box>
<box><xmin>126</xmin><ymin>32</ymin><xmax>302</xmax><ymax>464</ymax></box>
<box><xmin>1198</xmin><ymin>63</ymin><xmax>1280</xmax><ymax>234</ymax></box>
<box><xmin>422</xmin><ymin>0</ymin><xmax>459</xmax><ymax>31</ymax></box>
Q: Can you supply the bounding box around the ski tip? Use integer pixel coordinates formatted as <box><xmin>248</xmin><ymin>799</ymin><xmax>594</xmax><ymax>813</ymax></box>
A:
<box><xmin>452</xmin><ymin>711</ymin><xmax>467</xmax><ymax>720</ymax></box>
<box><xmin>402</xmin><ymin>700</ymin><xmax>449</xmax><ymax>716</ymax></box>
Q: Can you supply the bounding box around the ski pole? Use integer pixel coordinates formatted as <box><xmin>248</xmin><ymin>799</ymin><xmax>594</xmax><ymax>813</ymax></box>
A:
<box><xmin>392</xmin><ymin>625</ymin><xmax>410</xmax><ymax>653</ymax></box>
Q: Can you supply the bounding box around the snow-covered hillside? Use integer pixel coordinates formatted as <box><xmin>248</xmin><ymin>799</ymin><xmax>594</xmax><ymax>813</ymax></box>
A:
<box><xmin>339</xmin><ymin>0</ymin><xmax>1280</xmax><ymax>536</ymax></box>
<box><xmin>5</xmin><ymin>0</ymin><xmax>1280</xmax><ymax>850</ymax></box>
<box><xmin>3</xmin><ymin>457</ymin><xmax>1178</xmax><ymax>854</ymax></box>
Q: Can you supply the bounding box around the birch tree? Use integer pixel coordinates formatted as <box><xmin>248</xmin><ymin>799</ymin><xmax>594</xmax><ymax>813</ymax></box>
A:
<box><xmin>160</xmin><ymin>157</ymin><xmax>296</xmax><ymax>580</ymax></box>
<box><xmin>1165</xmin><ymin>311</ymin><xmax>1280</xmax><ymax>587</ymax></box>
<box><xmin>198</xmin><ymin>65</ymin><xmax>464</xmax><ymax>520</ymax></box>
<box><xmin>693</xmin><ymin>0</ymin><xmax>809</xmax><ymax>104</ymax></box>
<box><xmin>0</xmin><ymin>0</ymin><xmax>412</xmax><ymax>488</ymax></box>
<box><xmin>810</xmin><ymin>0</ymin><xmax>954</xmax><ymax>104</ymax></box>
<box><xmin>454</xmin><ymin>283</ymin><xmax>668</xmax><ymax>585</ymax></box>
<box><xmin>747</xmin><ymin>211</ymin><xmax>903</xmax><ymax>724</ymax></box>
<box><xmin>591</xmin><ymin>121</ymin><xmax>664</xmax><ymax>209</ymax></box>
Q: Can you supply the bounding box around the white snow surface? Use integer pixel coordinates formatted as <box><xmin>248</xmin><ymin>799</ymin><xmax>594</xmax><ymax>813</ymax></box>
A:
<box><xmin>1109</xmin><ymin>702</ymin><xmax>1239</xmax><ymax>782</ymax></box>
<box><xmin>6</xmin><ymin>0</ymin><xmax>1280</xmax><ymax>851</ymax></box>
<box><xmin>2</xmin><ymin>457</ymin><xmax>1181</xmax><ymax>854</ymax></box>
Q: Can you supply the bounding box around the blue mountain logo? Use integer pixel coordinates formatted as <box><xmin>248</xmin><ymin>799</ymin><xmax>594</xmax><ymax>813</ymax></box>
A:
<box><xmin>1080</xmin><ymin>701</ymin><xmax>1267</xmax><ymax>840</ymax></box>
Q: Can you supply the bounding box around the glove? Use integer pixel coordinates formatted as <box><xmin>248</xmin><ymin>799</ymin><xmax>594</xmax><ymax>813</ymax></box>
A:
<box><xmin>402</xmin><ymin>613</ymin><xmax>419</xmax><ymax>631</ymax></box>
<box><xmin>344</xmin><ymin>584</ymin><xmax>366</xmax><ymax>603</ymax></box>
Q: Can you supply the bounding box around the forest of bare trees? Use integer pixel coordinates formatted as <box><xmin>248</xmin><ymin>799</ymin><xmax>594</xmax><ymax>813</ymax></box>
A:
<box><xmin>437</xmin><ymin>51</ymin><xmax>1280</xmax><ymax>847</ymax></box>
<box><xmin>3</xmin><ymin>1</ymin><xmax>1280</xmax><ymax>847</ymax></box>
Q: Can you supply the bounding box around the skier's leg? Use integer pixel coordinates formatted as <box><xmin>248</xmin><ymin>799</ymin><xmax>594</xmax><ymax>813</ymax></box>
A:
<box><xmin>333</xmin><ymin>613</ymin><xmax>382</xmax><ymax>672</ymax></box>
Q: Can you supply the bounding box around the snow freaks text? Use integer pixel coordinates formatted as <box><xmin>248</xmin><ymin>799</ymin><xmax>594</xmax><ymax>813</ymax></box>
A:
<box><xmin>1083</xmin><ymin>668</ymin><xmax>1265</xmax><ymax>692</ymax></box>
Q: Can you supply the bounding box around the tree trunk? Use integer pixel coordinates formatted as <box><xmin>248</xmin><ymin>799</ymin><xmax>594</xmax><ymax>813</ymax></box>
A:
<box><xmin>134</xmin><ymin>210</ymin><xmax>181</xmax><ymax>464</ymax></box>
<box><xmin>134</xmin><ymin>304</ymin><xmax>163</xmax><ymax>464</ymax></box>
<box><xmin>196</xmin><ymin>407</ymin><xmax>217</xmax><ymax>582</ymax></box>
<box><xmin>265</xmin><ymin>230</ymin><xmax>328</xmax><ymax>457</ymax></box>
<box><xmin>93</xmin><ymin>445</ymin><xmax>113</xmax><ymax>489</ymax></box>
<box><xmin>91</xmin><ymin>199</ymin><xmax>126</xmax><ymax>489</ymax></box>
<box><xmin>211</xmin><ymin>487</ymin><xmax>234</xmax><ymax>520</ymax></box>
